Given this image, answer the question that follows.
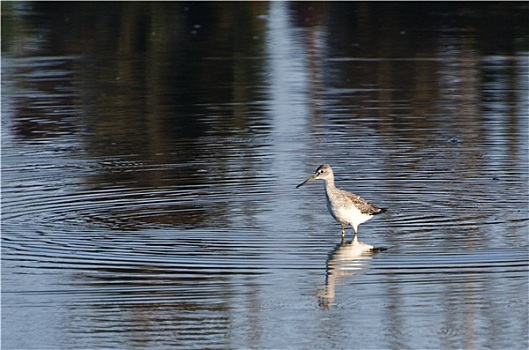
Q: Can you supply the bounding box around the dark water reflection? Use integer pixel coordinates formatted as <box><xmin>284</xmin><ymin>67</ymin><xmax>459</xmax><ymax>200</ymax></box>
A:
<box><xmin>2</xmin><ymin>2</ymin><xmax>528</xmax><ymax>349</ymax></box>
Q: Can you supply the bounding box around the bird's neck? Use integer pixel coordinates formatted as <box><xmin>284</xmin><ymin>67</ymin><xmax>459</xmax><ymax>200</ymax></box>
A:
<box><xmin>323</xmin><ymin>178</ymin><xmax>336</xmax><ymax>192</ymax></box>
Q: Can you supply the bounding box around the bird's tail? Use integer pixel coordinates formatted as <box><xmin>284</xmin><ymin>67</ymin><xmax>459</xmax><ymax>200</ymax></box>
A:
<box><xmin>376</xmin><ymin>207</ymin><xmax>388</xmax><ymax>215</ymax></box>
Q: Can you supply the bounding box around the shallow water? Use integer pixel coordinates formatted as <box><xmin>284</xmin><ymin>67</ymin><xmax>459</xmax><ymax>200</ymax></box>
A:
<box><xmin>2</xmin><ymin>2</ymin><xmax>528</xmax><ymax>349</ymax></box>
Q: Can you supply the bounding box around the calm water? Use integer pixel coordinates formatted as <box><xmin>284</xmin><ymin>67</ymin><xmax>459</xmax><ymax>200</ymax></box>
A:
<box><xmin>2</xmin><ymin>2</ymin><xmax>528</xmax><ymax>349</ymax></box>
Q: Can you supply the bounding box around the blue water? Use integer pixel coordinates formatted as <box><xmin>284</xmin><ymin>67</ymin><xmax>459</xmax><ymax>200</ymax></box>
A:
<box><xmin>2</xmin><ymin>2</ymin><xmax>528</xmax><ymax>349</ymax></box>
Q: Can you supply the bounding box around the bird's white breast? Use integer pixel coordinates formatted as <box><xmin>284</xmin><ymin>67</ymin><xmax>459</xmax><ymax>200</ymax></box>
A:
<box><xmin>326</xmin><ymin>198</ymin><xmax>372</xmax><ymax>226</ymax></box>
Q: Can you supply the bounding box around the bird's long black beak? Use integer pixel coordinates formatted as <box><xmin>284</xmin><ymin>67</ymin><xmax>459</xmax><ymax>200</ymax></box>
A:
<box><xmin>296</xmin><ymin>174</ymin><xmax>317</xmax><ymax>188</ymax></box>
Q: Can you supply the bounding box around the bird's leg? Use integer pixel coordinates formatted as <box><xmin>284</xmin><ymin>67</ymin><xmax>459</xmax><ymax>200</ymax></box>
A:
<box><xmin>340</xmin><ymin>224</ymin><xmax>346</xmax><ymax>242</ymax></box>
<box><xmin>352</xmin><ymin>227</ymin><xmax>358</xmax><ymax>244</ymax></box>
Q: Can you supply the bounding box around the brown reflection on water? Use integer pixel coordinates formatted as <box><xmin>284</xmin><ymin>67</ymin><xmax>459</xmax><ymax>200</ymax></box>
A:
<box><xmin>4</xmin><ymin>2</ymin><xmax>526</xmax><ymax>164</ymax></box>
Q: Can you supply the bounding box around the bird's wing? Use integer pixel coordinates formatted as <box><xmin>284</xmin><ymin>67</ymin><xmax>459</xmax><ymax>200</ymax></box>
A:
<box><xmin>343</xmin><ymin>190</ymin><xmax>386</xmax><ymax>215</ymax></box>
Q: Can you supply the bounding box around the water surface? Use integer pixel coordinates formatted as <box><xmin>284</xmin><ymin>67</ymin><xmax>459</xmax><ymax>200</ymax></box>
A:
<box><xmin>2</xmin><ymin>2</ymin><xmax>528</xmax><ymax>349</ymax></box>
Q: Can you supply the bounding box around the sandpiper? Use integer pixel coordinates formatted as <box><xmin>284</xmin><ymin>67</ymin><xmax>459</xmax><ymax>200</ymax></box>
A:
<box><xmin>297</xmin><ymin>164</ymin><xmax>386</xmax><ymax>242</ymax></box>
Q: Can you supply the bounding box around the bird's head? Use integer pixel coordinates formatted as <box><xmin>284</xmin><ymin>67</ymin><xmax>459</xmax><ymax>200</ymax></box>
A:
<box><xmin>296</xmin><ymin>164</ymin><xmax>334</xmax><ymax>188</ymax></box>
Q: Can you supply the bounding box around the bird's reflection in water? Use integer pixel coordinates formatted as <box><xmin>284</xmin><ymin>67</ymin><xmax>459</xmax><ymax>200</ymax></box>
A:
<box><xmin>318</xmin><ymin>240</ymin><xmax>385</xmax><ymax>308</ymax></box>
